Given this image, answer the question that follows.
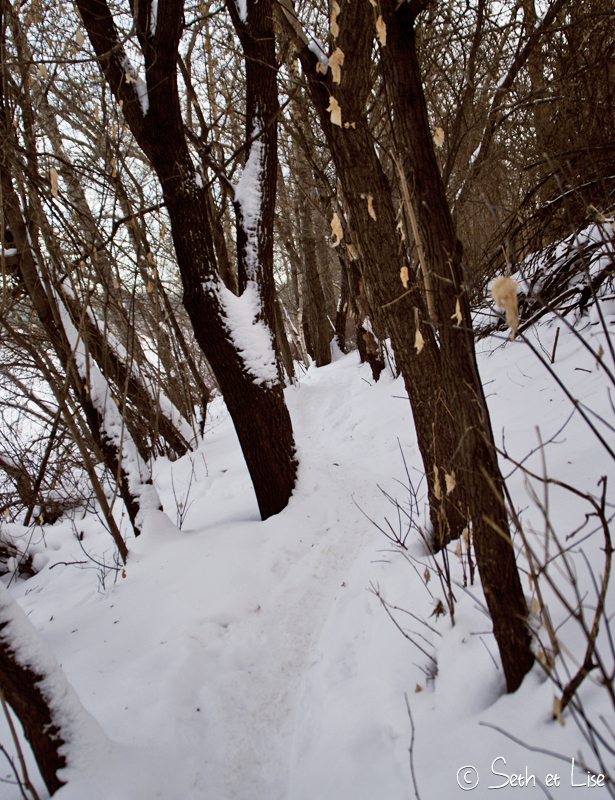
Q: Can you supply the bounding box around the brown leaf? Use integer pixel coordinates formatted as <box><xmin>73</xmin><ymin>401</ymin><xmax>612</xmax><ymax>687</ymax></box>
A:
<box><xmin>400</xmin><ymin>266</ymin><xmax>409</xmax><ymax>289</ymax></box>
<box><xmin>375</xmin><ymin>16</ymin><xmax>386</xmax><ymax>46</ymax></box>
<box><xmin>360</xmin><ymin>193</ymin><xmax>377</xmax><ymax>221</ymax></box>
<box><xmin>433</xmin><ymin>126</ymin><xmax>445</xmax><ymax>148</ymax></box>
<box><xmin>326</xmin><ymin>96</ymin><xmax>342</xmax><ymax>127</ymax></box>
<box><xmin>424</xmin><ymin>567</ymin><xmax>431</xmax><ymax>584</ymax></box>
<box><xmin>330</xmin><ymin>212</ymin><xmax>343</xmax><ymax>247</ymax></box>
<box><xmin>451</xmin><ymin>297</ymin><xmax>462</xmax><ymax>325</ymax></box>
<box><xmin>415</xmin><ymin>684</ymin><xmax>423</xmax><ymax>693</ymax></box>
<box><xmin>491</xmin><ymin>276</ymin><xmax>519</xmax><ymax>338</ymax></box>
<box><xmin>331</xmin><ymin>0</ymin><xmax>341</xmax><ymax>38</ymax></box>
<box><xmin>445</xmin><ymin>471</ymin><xmax>456</xmax><ymax>494</ymax></box>
<box><xmin>415</xmin><ymin>327</ymin><xmax>424</xmax><ymax>355</ymax></box>
<box><xmin>433</xmin><ymin>464</ymin><xmax>441</xmax><ymax>500</ymax></box>
<box><xmin>329</xmin><ymin>47</ymin><xmax>345</xmax><ymax>84</ymax></box>
<box><xmin>76</xmin><ymin>29</ymin><xmax>85</xmax><ymax>47</ymax></box>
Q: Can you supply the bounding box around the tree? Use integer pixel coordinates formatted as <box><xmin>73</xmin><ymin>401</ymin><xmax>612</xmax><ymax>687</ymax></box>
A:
<box><xmin>75</xmin><ymin>0</ymin><xmax>297</xmax><ymax>521</ymax></box>
<box><xmin>276</xmin><ymin>0</ymin><xmax>534</xmax><ymax>691</ymax></box>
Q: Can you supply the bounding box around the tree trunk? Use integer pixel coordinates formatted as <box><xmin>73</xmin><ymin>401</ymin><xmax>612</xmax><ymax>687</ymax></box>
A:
<box><xmin>0</xmin><ymin>581</ymin><xmax>109</xmax><ymax>796</ymax></box>
<box><xmin>379</xmin><ymin>0</ymin><xmax>534</xmax><ymax>692</ymax></box>
<box><xmin>77</xmin><ymin>0</ymin><xmax>297</xmax><ymax>520</ymax></box>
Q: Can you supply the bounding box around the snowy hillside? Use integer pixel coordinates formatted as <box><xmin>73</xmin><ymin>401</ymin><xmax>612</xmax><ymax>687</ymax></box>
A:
<box><xmin>1</xmin><ymin>312</ymin><xmax>614</xmax><ymax>799</ymax></box>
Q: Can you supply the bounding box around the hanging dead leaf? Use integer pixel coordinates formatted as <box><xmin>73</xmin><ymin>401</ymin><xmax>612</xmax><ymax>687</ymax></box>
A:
<box><xmin>316</xmin><ymin>61</ymin><xmax>327</xmax><ymax>74</ymax></box>
<box><xmin>433</xmin><ymin>465</ymin><xmax>441</xmax><ymax>500</ymax></box>
<box><xmin>331</xmin><ymin>0</ymin><xmax>341</xmax><ymax>38</ymax></box>
<box><xmin>125</xmin><ymin>72</ymin><xmax>137</xmax><ymax>85</ymax></box>
<box><xmin>445</xmin><ymin>471</ymin><xmax>456</xmax><ymax>494</ymax></box>
<box><xmin>423</xmin><ymin>567</ymin><xmax>431</xmax><ymax>584</ymax></box>
<box><xmin>328</xmin><ymin>47</ymin><xmax>345</xmax><ymax>83</ymax></box>
<box><xmin>359</xmin><ymin>193</ymin><xmax>377</xmax><ymax>221</ymax></box>
<box><xmin>343</xmin><ymin>121</ymin><xmax>356</xmax><ymax>129</ymax></box>
<box><xmin>49</xmin><ymin>166</ymin><xmax>59</xmax><ymax>198</ymax></box>
<box><xmin>415</xmin><ymin>684</ymin><xmax>423</xmax><ymax>693</ymax></box>
<box><xmin>531</xmin><ymin>597</ymin><xmax>540</xmax><ymax>616</ymax></box>
<box><xmin>375</xmin><ymin>15</ymin><xmax>386</xmax><ymax>46</ymax></box>
<box><xmin>597</xmin><ymin>344</ymin><xmax>604</xmax><ymax>368</ymax></box>
<box><xmin>455</xmin><ymin>540</ymin><xmax>462</xmax><ymax>559</ymax></box>
<box><xmin>553</xmin><ymin>697</ymin><xmax>565</xmax><ymax>727</ymax></box>
<box><xmin>415</xmin><ymin>327</ymin><xmax>424</xmax><ymax>354</ymax></box>
<box><xmin>38</xmin><ymin>63</ymin><xmax>49</xmax><ymax>80</ymax></box>
<box><xmin>147</xmin><ymin>252</ymin><xmax>155</xmax><ymax>265</ymax></box>
<box><xmin>113</xmin><ymin>277</ymin><xmax>119</xmax><ymax>289</ymax></box>
<box><xmin>347</xmin><ymin>242</ymin><xmax>358</xmax><ymax>260</ymax></box>
<box><xmin>462</xmin><ymin>527</ymin><xmax>470</xmax><ymax>546</ymax></box>
<box><xmin>330</xmin><ymin>211</ymin><xmax>343</xmax><ymax>247</ymax></box>
<box><xmin>367</xmin><ymin>0</ymin><xmax>377</xmax><ymax>8</ymax></box>
<box><xmin>76</xmin><ymin>29</ymin><xmax>85</xmax><ymax>47</ymax></box>
<box><xmin>400</xmin><ymin>266</ymin><xmax>409</xmax><ymax>289</ymax></box>
<box><xmin>110</xmin><ymin>157</ymin><xmax>117</xmax><ymax>178</ymax></box>
<box><xmin>122</xmin><ymin>569</ymin><xmax>127</xmax><ymax>578</ymax></box>
<box><xmin>146</xmin><ymin>280</ymin><xmax>154</xmax><ymax>293</ymax></box>
<box><xmin>326</xmin><ymin>95</ymin><xmax>342</xmax><ymax>127</ymax></box>
<box><xmin>491</xmin><ymin>276</ymin><xmax>519</xmax><ymax>338</ymax></box>
<box><xmin>433</xmin><ymin>126</ymin><xmax>445</xmax><ymax>148</ymax></box>
<box><xmin>451</xmin><ymin>297</ymin><xmax>462</xmax><ymax>325</ymax></box>
<box><xmin>396</xmin><ymin>217</ymin><xmax>406</xmax><ymax>242</ymax></box>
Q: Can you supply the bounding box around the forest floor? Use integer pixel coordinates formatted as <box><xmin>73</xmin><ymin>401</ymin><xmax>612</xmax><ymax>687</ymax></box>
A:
<box><xmin>1</xmin><ymin>308</ymin><xmax>614</xmax><ymax>799</ymax></box>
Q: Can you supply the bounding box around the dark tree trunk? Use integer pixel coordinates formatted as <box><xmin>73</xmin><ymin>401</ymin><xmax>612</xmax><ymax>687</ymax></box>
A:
<box><xmin>277</xmin><ymin>0</ymin><xmax>465</xmax><ymax>544</ymax></box>
<box><xmin>278</xmin><ymin>0</ymin><xmax>534</xmax><ymax>690</ymax></box>
<box><xmin>77</xmin><ymin>0</ymin><xmax>297</xmax><ymax>520</ymax></box>
<box><xmin>379</xmin><ymin>0</ymin><xmax>534</xmax><ymax>692</ymax></box>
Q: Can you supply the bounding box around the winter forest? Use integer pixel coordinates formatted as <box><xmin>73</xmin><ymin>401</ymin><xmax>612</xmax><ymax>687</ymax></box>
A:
<box><xmin>0</xmin><ymin>0</ymin><xmax>614</xmax><ymax>796</ymax></box>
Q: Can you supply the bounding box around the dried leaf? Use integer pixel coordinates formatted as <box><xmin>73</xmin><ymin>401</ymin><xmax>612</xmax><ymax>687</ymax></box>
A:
<box><xmin>331</xmin><ymin>0</ymin><xmax>341</xmax><ymax>38</ymax></box>
<box><xmin>49</xmin><ymin>166</ymin><xmax>59</xmax><ymax>198</ymax></box>
<box><xmin>424</xmin><ymin>567</ymin><xmax>430</xmax><ymax>584</ymax></box>
<box><xmin>38</xmin><ymin>63</ymin><xmax>49</xmax><ymax>80</ymax></box>
<box><xmin>531</xmin><ymin>597</ymin><xmax>540</xmax><ymax>616</ymax></box>
<box><xmin>433</xmin><ymin>126</ymin><xmax>445</xmax><ymax>148</ymax></box>
<box><xmin>326</xmin><ymin>95</ymin><xmax>342</xmax><ymax>127</ymax></box>
<box><xmin>553</xmin><ymin>697</ymin><xmax>565</xmax><ymax>727</ymax></box>
<box><xmin>122</xmin><ymin>569</ymin><xmax>127</xmax><ymax>578</ymax></box>
<box><xmin>491</xmin><ymin>276</ymin><xmax>519</xmax><ymax>338</ymax></box>
<box><xmin>146</xmin><ymin>280</ymin><xmax>154</xmax><ymax>293</ymax></box>
<box><xmin>316</xmin><ymin>60</ymin><xmax>327</xmax><ymax>74</ymax></box>
<box><xmin>431</xmin><ymin>599</ymin><xmax>446</xmax><ymax>618</ymax></box>
<box><xmin>462</xmin><ymin>527</ymin><xmax>470</xmax><ymax>546</ymax></box>
<box><xmin>367</xmin><ymin>0</ymin><xmax>377</xmax><ymax>8</ymax></box>
<box><xmin>76</xmin><ymin>29</ymin><xmax>85</xmax><ymax>47</ymax></box>
<box><xmin>110</xmin><ymin>157</ymin><xmax>117</xmax><ymax>178</ymax></box>
<box><xmin>328</xmin><ymin>47</ymin><xmax>345</xmax><ymax>84</ymax></box>
<box><xmin>451</xmin><ymin>297</ymin><xmax>462</xmax><ymax>325</ymax></box>
<box><xmin>113</xmin><ymin>278</ymin><xmax>119</xmax><ymax>289</ymax></box>
<box><xmin>415</xmin><ymin>327</ymin><xmax>424</xmax><ymax>355</ymax></box>
<box><xmin>125</xmin><ymin>72</ymin><xmax>137</xmax><ymax>85</ymax></box>
<box><xmin>343</xmin><ymin>121</ymin><xmax>356</xmax><ymax>129</ymax></box>
<box><xmin>3</xmin><ymin>509</ymin><xmax>9</xmax><ymax>521</ymax></box>
<box><xmin>400</xmin><ymin>266</ymin><xmax>409</xmax><ymax>289</ymax></box>
<box><xmin>347</xmin><ymin>242</ymin><xmax>358</xmax><ymax>260</ymax></box>
<box><xmin>455</xmin><ymin>540</ymin><xmax>462</xmax><ymax>559</ymax></box>
<box><xmin>445</xmin><ymin>471</ymin><xmax>456</xmax><ymax>494</ymax></box>
<box><xmin>330</xmin><ymin>211</ymin><xmax>343</xmax><ymax>247</ymax></box>
<box><xmin>415</xmin><ymin>684</ymin><xmax>423</xmax><ymax>693</ymax></box>
<box><xmin>147</xmin><ymin>251</ymin><xmax>155</xmax><ymax>265</ymax></box>
<box><xmin>375</xmin><ymin>15</ymin><xmax>386</xmax><ymax>46</ymax></box>
<box><xmin>365</xmin><ymin>194</ymin><xmax>377</xmax><ymax>220</ymax></box>
<box><xmin>597</xmin><ymin>344</ymin><xmax>604</xmax><ymax>369</ymax></box>
<box><xmin>433</xmin><ymin>465</ymin><xmax>441</xmax><ymax>500</ymax></box>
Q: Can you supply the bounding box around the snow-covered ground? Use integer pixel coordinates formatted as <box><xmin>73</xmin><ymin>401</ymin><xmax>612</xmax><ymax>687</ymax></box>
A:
<box><xmin>1</xmin><ymin>310</ymin><xmax>614</xmax><ymax>799</ymax></box>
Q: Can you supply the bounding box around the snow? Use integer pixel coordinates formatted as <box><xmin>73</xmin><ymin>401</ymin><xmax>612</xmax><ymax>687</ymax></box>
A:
<box><xmin>149</xmin><ymin>0</ymin><xmax>158</xmax><ymax>36</ymax></box>
<box><xmin>55</xmin><ymin>294</ymin><xmax>161</xmax><ymax>526</ymax></box>
<box><xmin>217</xmin><ymin>281</ymin><xmax>279</xmax><ymax>386</ymax></box>
<box><xmin>234</xmin><ymin>137</ymin><xmax>264</xmax><ymax>281</ymax></box>
<box><xmin>121</xmin><ymin>57</ymin><xmax>149</xmax><ymax>115</ymax></box>
<box><xmin>1</xmin><ymin>308</ymin><xmax>614</xmax><ymax>799</ymax></box>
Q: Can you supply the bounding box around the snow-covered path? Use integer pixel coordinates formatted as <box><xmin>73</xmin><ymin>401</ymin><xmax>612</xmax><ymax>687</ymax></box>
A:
<box><xmin>2</xmin><ymin>325</ymin><xmax>614</xmax><ymax>799</ymax></box>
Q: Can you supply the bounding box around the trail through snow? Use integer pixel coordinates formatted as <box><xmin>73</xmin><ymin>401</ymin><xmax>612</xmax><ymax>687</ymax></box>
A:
<box><xmin>1</xmin><ymin>320</ymin><xmax>614</xmax><ymax>799</ymax></box>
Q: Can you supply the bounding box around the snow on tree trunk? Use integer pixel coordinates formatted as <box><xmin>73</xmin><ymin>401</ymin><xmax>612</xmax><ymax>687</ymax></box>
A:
<box><xmin>0</xmin><ymin>582</ymin><xmax>109</xmax><ymax>795</ymax></box>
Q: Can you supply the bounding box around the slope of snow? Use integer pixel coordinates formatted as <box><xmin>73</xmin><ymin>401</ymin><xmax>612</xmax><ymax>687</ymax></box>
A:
<box><xmin>1</xmin><ymin>314</ymin><xmax>613</xmax><ymax>799</ymax></box>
